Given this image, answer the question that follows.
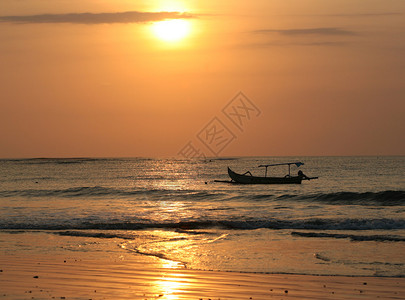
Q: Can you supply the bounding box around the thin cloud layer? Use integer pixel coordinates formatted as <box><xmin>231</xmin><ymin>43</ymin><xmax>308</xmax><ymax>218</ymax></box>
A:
<box><xmin>254</xmin><ymin>27</ymin><xmax>356</xmax><ymax>36</ymax></box>
<box><xmin>324</xmin><ymin>12</ymin><xmax>402</xmax><ymax>17</ymax></box>
<box><xmin>0</xmin><ymin>11</ymin><xmax>194</xmax><ymax>24</ymax></box>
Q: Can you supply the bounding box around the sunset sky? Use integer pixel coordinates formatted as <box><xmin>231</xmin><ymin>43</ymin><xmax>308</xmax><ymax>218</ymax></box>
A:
<box><xmin>1</xmin><ymin>0</ymin><xmax>404</xmax><ymax>158</ymax></box>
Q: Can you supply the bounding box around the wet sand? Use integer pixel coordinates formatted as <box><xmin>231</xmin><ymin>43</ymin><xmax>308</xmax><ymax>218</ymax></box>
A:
<box><xmin>1</xmin><ymin>253</ymin><xmax>404</xmax><ymax>300</ymax></box>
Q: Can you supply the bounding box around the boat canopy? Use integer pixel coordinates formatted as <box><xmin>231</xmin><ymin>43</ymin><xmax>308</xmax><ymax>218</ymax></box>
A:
<box><xmin>258</xmin><ymin>162</ymin><xmax>304</xmax><ymax>177</ymax></box>
<box><xmin>258</xmin><ymin>162</ymin><xmax>304</xmax><ymax>168</ymax></box>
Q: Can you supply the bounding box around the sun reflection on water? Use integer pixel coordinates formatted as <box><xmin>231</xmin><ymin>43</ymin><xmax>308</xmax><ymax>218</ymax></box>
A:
<box><xmin>154</xmin><ymin>272</ymin><xmax>191</xmax><ymax>300</ymax></box>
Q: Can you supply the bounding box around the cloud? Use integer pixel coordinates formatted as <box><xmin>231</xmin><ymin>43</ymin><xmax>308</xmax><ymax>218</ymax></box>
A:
<box><xmin>254</xmin><ymin>27</ymin><xmax>356</xmax><ymax>36</ymax></box>
<box><xmin>243</xmin><ymin>27</ymin><xmax>356</xmax><ymax>48</ymax></box>
<box><xmin>0</xmin><ymin>11</ymin><xmax>194</xmax><ymax>24</ymax></box>
<box><xmin>237</xmin><ymin>40</ymin><xmax>350</xmax><ymax>49</ymax></box>
<box><xmin>324</xmin><ymin>12</ymin><xmax>403</xmax><ymax>17</ymax></box>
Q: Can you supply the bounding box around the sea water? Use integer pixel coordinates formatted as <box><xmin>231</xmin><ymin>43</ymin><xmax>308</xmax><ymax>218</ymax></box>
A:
<box><xmin>0</xmin><ymin>156</ymin><xmax>404</xmax><ymax>277</ymax></box>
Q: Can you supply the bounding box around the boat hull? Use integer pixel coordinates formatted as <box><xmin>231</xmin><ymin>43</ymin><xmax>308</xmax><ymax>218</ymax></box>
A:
<box><xmin>228</xmin><ymin>167</ymin><xmax>302</xmax><ymax>184</ymax></box>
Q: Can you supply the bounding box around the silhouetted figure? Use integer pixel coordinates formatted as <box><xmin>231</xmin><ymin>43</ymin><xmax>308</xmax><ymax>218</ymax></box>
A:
<box><xmin>298</xmin><ymin>170</ymin><xmax>309</xmax><ymax>180</ymax></box>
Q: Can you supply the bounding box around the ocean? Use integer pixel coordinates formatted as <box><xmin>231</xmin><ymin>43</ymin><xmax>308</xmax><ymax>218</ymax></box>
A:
<box><xmin>0</xmin><ymin>156</ymin><xmax>404</xmax><ymax>277</ymax></box>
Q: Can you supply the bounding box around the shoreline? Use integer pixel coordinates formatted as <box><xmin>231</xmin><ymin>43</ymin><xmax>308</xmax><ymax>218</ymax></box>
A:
<box><xmin>1</xmin><ymin>253</ymin><xmax>404</xmax><ymax>300</ymax></box>
<box><xmin>1</xmin><ymin>228</ymin><xmax>404</xmax><ymax>278</ymax></box>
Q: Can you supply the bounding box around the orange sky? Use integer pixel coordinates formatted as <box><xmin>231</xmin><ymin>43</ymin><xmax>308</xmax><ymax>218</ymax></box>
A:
<box><xmin>1</xmin><ymin>0</ymin><xmax>404</xmax><ymax>158</ymax></box>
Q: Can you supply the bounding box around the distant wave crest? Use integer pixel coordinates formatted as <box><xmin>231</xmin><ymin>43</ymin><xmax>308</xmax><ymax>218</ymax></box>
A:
<box><xmin>3</xmin><ymin>158</ymin><xmax>108</xmax><ymax>165</ymax></box>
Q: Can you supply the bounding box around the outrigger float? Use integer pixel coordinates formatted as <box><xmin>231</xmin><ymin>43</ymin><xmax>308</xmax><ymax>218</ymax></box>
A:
<box><xmin>216</xmin><ymin>162</ymin><xmax>318</xmax><ymax>184</ymax></box>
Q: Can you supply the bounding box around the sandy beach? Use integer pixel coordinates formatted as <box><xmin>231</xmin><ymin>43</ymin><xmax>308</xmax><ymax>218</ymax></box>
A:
<box><xmin>1</xmin><ymin>252</ymin><xmax>404</xmax><ymax>300</ymax></box>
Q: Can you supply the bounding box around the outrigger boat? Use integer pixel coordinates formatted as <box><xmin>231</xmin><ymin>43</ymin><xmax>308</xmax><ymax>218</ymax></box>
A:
<box><xmin>226</xmin><ymin>162</ymin><xmax>317</xmax><ymax>184</ymax></box>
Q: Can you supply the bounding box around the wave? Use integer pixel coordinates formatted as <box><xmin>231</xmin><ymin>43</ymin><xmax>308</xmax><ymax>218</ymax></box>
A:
<box><xmin>292</xmin><ymin>231</ymin><xmax>405</xmax><ymax>242</ymax></box>
<box><xmin>2</xmin><ymin>217</ymin><xmax>404</xmax><ymax>232</ymax></box>
<box><xmin>0</xmin><ymin>176</ymin><xmax>54</xmax><ymax>183</ymax></box>
<box><xmin>0</xmin><ymin>186</ymin><xmax>223</xmax><ymax>199</ymax></box>
<box><xmin>0</xmin><ymin>186</ymin><xmax>128</xmax><ymax>198</ymax></box>
<box><xmin>273</xmin><ymin>190</ymin><xmax>405</xmax><ymax>206</ymax></box>
<box><xmin>56</xmin><ymin>230</ymin><xmax>134</xmax><ymax>239</ymax></box>
<box><xmin>208</xmin><ymin>157</ymin><xmax>240</xmax><ymax>161</ymax></box>
<box><xmin>0</xmin><ymin>157</ymin><xmax>150</xmax><ymax>166</ymax></box>
<box><xmin>1</xmin><ymin>186</ymin><xmax>403</xmax><ymax>206</ymax></box>
<box><xmin>3</xmin><ymin>158</ymin><xmax>106</xmax><ymax>165</ymax></box>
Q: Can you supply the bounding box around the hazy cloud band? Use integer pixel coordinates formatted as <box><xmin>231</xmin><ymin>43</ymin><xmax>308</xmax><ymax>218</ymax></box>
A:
<box><xmin>0</xmin><ymin>11</ymin><xmax>194</xmax><ymax>24</ymax></box>
<box><xmin>254</xmin><ymin>27</ymin><xmax>356</xmax><ymax>36</ymax></box>
<box><xmin>323</xmin><ymin>12</ymin><xmax>402</xmax><ymax>17</ymax></box>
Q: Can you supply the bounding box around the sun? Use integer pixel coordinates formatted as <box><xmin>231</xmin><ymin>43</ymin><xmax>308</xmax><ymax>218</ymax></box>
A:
<box><xmin>152</xmin><ymin>19</ymin><xmax>190</xmax><ymax>42</ymax></box>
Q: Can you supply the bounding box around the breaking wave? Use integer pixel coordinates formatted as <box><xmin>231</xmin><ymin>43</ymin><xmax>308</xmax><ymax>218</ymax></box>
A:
<box><xmin>1</xmin><ymin>187</ymin><xmax>404</xmax><ymax>206</ymax></box>
<box><xmin>2</xmin><ymin>217</ymin><xmax>404</xmax><ymax>232</ymax></box>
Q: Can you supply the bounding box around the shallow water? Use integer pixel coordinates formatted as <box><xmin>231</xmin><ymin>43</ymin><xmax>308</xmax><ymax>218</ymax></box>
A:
<box><xmin>0</xmin><ymin>156</ymin><xmax>404</xmax><ymax>276</ymax></box>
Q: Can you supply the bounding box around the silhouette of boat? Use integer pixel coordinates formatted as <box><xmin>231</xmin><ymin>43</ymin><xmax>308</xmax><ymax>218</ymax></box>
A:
<box><xmin>227</xmin><ymin>162</ymin><xmax>317</xmax><ymax>184</ymax></box>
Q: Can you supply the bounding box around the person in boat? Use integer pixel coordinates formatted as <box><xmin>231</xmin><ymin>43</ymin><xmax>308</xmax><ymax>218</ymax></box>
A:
<box><xmin>297</xmin><ymin>170</ymin><xmax>309</xmax><ymax>180</ymax></box>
